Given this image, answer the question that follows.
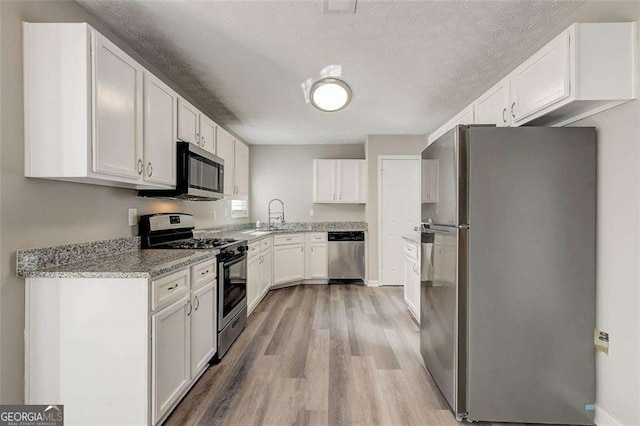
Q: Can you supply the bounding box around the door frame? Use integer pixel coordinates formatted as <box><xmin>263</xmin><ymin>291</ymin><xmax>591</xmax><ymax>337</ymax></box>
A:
<box><xmin>377</xmin><ymin>154</ymin><xmax>421</xmax><ymax>286</ymax></box>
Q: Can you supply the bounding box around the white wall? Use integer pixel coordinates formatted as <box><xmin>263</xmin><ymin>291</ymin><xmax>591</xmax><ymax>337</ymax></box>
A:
<box><xmin>571</xmin><ymin>99</ymin><xmax>639</xmax><ymax>426</ymax></box>
<box><xmin>250</xmin><ymin>144</ymin><xmax>365</xmax><ymax>223</ymax></box>
<box><xmin>0</xmin><ymin>0</ymin><xmax>249</xmax><ymax>403</ymax></box>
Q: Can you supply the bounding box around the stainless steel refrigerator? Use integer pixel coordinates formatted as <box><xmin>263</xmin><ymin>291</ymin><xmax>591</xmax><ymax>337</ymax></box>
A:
<box><xmin>420</xmin><ymin>126</ymin><xmax>595</xmax><ymax>424</ymax></box>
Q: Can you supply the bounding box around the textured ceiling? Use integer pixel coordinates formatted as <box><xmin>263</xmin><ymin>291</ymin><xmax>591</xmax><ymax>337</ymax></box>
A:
<box><xmin>77</xmin><ymin>0</ymin><xmax>584</xmax><ymax>145</ymax></box>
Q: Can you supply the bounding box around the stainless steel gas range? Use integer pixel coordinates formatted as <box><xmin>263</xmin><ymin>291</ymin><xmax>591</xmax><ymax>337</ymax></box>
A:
<box><xmin>139</xmin><ymin>213</ymin><xmax>248</xmax><ymax>360</ymax></box>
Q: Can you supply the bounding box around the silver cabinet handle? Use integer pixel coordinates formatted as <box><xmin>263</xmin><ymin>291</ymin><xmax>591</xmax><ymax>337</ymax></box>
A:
<box><xmin>137</xmin><ymin>159</ymin><xmax>143</xmax><ymax>175</ymax></box>
<box><xmin>194</xmin><ymin>295</ymin><xmax>200</xmax><ymax>311</ymax></box>
<box><xmin>502</xmin><ymin>108</ymin><xmax>507</xmax><ymax>124</ymax></box>
<box><xmin>201</xmin><ymin>270</ymin><xmax>209</xmax><ymax>276</ymax></box>
<box><xmin>167</xmin><ymin>284</ymin><xmax>177</xmax><ymax>291</ymax></box>
<box><xmin>311</xmin><ymin>246</ymin><xmax>314</xmax><ymax>252</ymax></box>
<box><xmin>301</xmin><ymin>246</ymin><xmax>304</xmax><ymax>252</ymax></box>
<box><xmin>201</xmin><ymin>136</ymin><xmax>205</xmax><ymax>147</ymax></box>
<box><xmin>339</xmin><ymin>194</ymin><xmax>342</xmax><ymax>200</ymax></box>
<box><xmin>147</xmin><ymin>162</ymin><xmax>153</xmax><ymax>177</ymax></box>
<box><xmin>510</xmin><ymin>102</ymin><xmax>516</xmax><ymax>119</ymax></box>
<box><xmin>332</xmin><ymin>194</ymin><xmax>336</xmax><ymax>200</ymax></box>
<box><xmin>196</xmin><ymin>132</ymin><xmax>201</xmax><ymax>145</ymax></box>
<box><xmin>187</xmin><ymin>299</ymin><xmax>192</xmax><ymax>316</ymax></box>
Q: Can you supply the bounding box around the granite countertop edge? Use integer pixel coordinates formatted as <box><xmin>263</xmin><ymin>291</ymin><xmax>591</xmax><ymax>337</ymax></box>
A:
<box><xmin>21</xmin><ymin>249</ymin><xmax>219</xmax><ymax>279</ymax></box>
<box><xmin>401</xmin><ymin>235</ymin><xmax>421</xmax><ymax>245</ymax></box>
<box><xmin>196</xmin><ymin>227</ymin><xmax>368</xmax><ymax>243</ymax></box>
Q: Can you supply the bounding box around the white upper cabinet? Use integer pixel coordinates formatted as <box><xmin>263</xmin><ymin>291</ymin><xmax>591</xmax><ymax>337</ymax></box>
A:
<box><xmin>234</xmin><ymin>141</ymin><xmax>250</xmax><ymax>197</ymax></box>
<box><xmin>313</xmin><ymin>160</ymin><xmax>336</xmax><ymax>202</ymax></box>
<box><xmin>92</xmin><ymin>31</ymin><xmax>144</xmax><ymax>181</ymax></box>
<box><xmin>144</xmin><ymin>72</ymin><xmax>177</xmax><ymax>186</ymax></box>
<box><xmin>24</xmin><ymin>23</ymin><xmax>173</xmax><ymax>189</ymax></box>
<box><xmin>177</xmin><ymin>98</ymin><xmax>200</xmax><ymax>145</ymax></box>
<box><xmin>474</xmin><ymin>77</ymin><xmax>511</xmax><ymax>127</ymax></box>
<box><xmin>447</xmin><ymin>104</ymin><xmax>475</xmax><ymax>130</ymax></box>
<box><xmin>199</xmin><ymin>115</ymin><xmax>217</xmax><ymax>154</ymax></box>
<box><xmin>177</xmin><ymin>97</ymin><xmax>217</xmax><ymax>154</ymax></box>
<box><xmin>216</xmin><ymin>127</ymin><xmax>249</xmax><ymax>198</ymax></box>
<box><xmin>510</xmin><ymin>30</ymin><xmax>570</xmax><ymax>124</ymax></box>
<box><xmin>428</xmin><ymin>22</ymin><xmax>636</xmax><ymax>141</ymax></box>
<box><xmin>313</xmin><ymin>159</ymin><xmax>366</xmax><ymax>204</ymax></box>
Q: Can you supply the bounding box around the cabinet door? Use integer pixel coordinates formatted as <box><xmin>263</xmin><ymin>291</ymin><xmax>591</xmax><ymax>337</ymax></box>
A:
<box><xmin>313</xmin><ymin>160</ymin><xmax>336</xmax><ymax>202</ymax></box>
<box><xmin>152</xmin><ymin>297</ymin><xmax>190</xmax><ymax>424</ymax></box>
<box><xmin>216</xmin><ymin>127</ymin><xmax>235</xmax><ymax>196</ymax></box>
<box><xmin>247</xmin><ymin>254</ymin><xmax>261</xmax><ymax>312</ymax></box>
<box><xmin>403</xmin><ymin>255</ymin><xmax>420</xmax><ymax>320</ymax></box>
<box><xmin>306</xmin><ymin>242</ymin><xmax>328</xmax><ymax>279</ymax></box>
<box><xmin>260</xmin><ymin>249</ymin><xmax>273</xmax><ymax>295</ymax></box>
<box><xmin>177</xmin><ymin>98</ymin><xmax>199</xmax><ymax>145</ymax></box>
<box><xmin>199</xmin><ymin>115</ymin><xmax>216</xmax><ymax>154</ymax></box>
<box><xmin>474</xmin><ymin>77</ymin><xmax>511</xmax><ymax>127</ymax></box>
<box><xmin>273</xmin><ymin>244</ymin><xmax>305</xmax><ymax>285</ymax></box>
<box><xmin>234</xmin><ymin>141</ymin><xmax>250</xmax><ymax>197</ymax></box>
<box><xmin>143</xmin><ymin>72</ymin><xmax>177</xmax><ymax>186</ymax></box>
<box><xmin>190</xmin><ymin>283</ymin><xmax>216</xmax><ymax>378</ymax></box>
<box><xmin>337</xmin><ymin>160</ymin><xmax>361</xmax><ymax>202</ymax></box>
<box><xmin>511</xmin><ymin>30</ymin><xmax>570</xmax><ymax>124</ymax></box>
<box><xmin>447</xmin><ymin>105</ymin><xmax>475</xmax><ymax>130</ymax></box>
<box><xmin>92</xmin><ymin>31</ymin><xmax>143</xmax><ymax>181</ymax></box>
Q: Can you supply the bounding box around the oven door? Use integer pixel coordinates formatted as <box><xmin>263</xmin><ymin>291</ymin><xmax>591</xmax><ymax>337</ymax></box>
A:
<box><xmin>185</xmin><ymin>144</ymin><xmax>225</xmax><ymax>199</ymax></box>
<box><xmin>218</xmin><ymin>253</ymin><xmax>247</xmax><ymax>331</ymax></box>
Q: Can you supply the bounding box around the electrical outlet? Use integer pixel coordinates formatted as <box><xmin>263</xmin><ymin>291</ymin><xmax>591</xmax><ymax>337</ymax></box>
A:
<box><xmin>309</xmin><ymin>208</ymin><xmax>315</xmax><ymax>217</ymax></box>
<box><xmin>594</xmin><ymin>328</ymin><xmax>609</xmax><ymax>354</ymax></box>
<box><xmin>128</xmin><ymin>208</ymin><xmax>138</xmax><ymax>226</ymax></box>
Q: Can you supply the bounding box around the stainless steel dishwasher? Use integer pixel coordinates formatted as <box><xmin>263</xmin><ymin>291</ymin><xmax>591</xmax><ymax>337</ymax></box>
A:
<box><xmin>328</xmin><ymin>231</ymin><xmax>365</xmax><ymax>284</ymax></box>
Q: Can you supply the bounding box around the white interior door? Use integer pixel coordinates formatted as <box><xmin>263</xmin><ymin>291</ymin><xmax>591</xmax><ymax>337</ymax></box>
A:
<box><xmin>380</xmin><ymin>157</ymin><xmax>421</xmax><ymax>286</ymax></box>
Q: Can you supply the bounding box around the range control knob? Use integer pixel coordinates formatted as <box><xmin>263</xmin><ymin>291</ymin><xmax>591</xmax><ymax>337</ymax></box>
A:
<box><xmin>237</xmin><ymin>245</ymin><xmax>246</xmax><ymax>253</ymax></box>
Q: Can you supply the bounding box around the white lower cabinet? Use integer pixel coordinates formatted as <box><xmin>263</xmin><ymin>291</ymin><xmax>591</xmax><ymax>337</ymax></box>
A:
<box><xmin>260</xmin><ymin>248</ymin><xmax>273</xmax><ymax>294</ymax></box>
<box><xmin>247</xmin><ymin>250</ymin><xmax>262</xmax><ymax>313</ymax></box>
<box><xmin>403</xmin><ymin>240</ymin><xmax>420</xmax><ymax>323</ymax></box>
<box><xmin>304</xmin><ymin>233</ymin><xmax>328</xmax><ymax>280</ymax></box>
<box><xmin>190</xmin><ymin>282</ymin><xmax>217</xmax><ymax>378</ymax></box>
<box><xmin>273</xmin><ymin>241</ymin><xmax>305</xmax><ymax>285</ymax></box>
<box><xmin>152</xmin><ymin>297</ymin><xmax>191</xmax><ymax>424</ymax></box>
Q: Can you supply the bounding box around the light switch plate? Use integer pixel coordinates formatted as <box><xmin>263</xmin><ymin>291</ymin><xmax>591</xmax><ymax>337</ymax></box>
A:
<box><xmin>128</xmin><ymin>208</ymin><xmax>138</xmax><ymax>226</ymax></box>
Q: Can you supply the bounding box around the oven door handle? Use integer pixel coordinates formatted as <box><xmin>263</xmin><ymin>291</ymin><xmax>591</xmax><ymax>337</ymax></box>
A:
<box><xmin>222</xmin><ymin>253</ymin><xmax>247</xmax><ymax>267</ymax></box>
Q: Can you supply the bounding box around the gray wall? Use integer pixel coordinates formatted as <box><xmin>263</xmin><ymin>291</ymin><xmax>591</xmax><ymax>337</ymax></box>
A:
<box><xmin>365</xmin><ymin>135</ymin><xmax>427</xmax><ymax>283</ymax></box>
<box><xmin>0</xmin><ymin>0</ymin><xmax>249</xmax><ymax>403</ymax></box>
<box><xmin>570</xmin><ymin>101</ymin><xmax>639</xmax><ymax>425</ymax></box>
<box><xmin>250</xmin><ymin>144</ymin><xmax>365</xmax><ymax>223</ymax></box>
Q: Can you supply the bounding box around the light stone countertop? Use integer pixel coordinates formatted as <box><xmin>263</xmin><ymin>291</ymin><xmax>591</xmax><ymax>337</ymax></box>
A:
<box><xmin>21</xmin><ymin>249</ymin><xmax>219</xmax><ymax>279</ymax></box>
<box><xmin>401</xmin><ymin>234</ymin><xmax>421</xmax><ymax>245</ymax></box>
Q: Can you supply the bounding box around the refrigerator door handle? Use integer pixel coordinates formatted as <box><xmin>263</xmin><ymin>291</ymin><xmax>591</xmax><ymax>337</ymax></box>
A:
<box><xmin>422</xmin><ymin>222</ymin><xmax>469</xmax><ymax>232</ymax></box>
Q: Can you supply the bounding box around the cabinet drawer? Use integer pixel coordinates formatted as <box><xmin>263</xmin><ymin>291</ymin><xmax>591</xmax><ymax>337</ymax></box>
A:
<box><xmin>307</xmin><ymin>232</ymin><xmax>327</xmax><ymax>242</ymax></box>
<box><xmin>191</xmin><ymin>259</ymin><xmax>216</xmax><ymax>289</ymax></box>
<box><xmin>273</xmin><ymin>233</ymin><xmax>304</xmax><ymax>246</ymax></box>
<box><xmin>403</xmin><ymin>241</ymin><xmax>419</xmax><ymax>261</ymax></box>
<box><xmin>152</xmin><ymin>268</ymin><xmax>190</xmax><ymax>311</ymax></box>
<box><xmin>260</xmin><ymin>237</ymin><xmax>272</xmax><ymax>252</ymax></box>
<box><xmin>248</xmin><ymin>242</ymin><xmax>260</xmax><ymax>259</ymax></box>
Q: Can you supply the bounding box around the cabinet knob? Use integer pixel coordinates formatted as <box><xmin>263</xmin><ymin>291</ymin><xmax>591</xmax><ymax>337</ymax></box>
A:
<box><xmin>137</xmin><ymin>159</ymin><xmax>143</xmax><ymax>175</ymax></box>
<box><xmin>147</xmin><ymin>162</ymin><xmax>153</xmax><ymax>178</ymax></box>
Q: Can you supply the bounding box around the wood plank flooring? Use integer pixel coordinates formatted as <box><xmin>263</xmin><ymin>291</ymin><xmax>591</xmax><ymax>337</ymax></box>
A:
<box><xmin>165</xmin><ymin>285</ymin><xmax>458</xmax><ymax>426</ymax></box>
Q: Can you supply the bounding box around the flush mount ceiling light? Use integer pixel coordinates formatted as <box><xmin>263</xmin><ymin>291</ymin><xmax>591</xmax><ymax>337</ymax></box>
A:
<box><xmin>301</xmin><ymin>65</ymin><xmax>353</xmax><ymax>113</ymax></box>
<box><xmin>309</xmin><ymin>78</ymin><xmax>352</xmax><ymax>112</ymax></box>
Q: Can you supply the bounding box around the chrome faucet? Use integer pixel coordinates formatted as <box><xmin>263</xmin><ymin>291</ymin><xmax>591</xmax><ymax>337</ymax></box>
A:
<box><xmin>268</xmin><ymin>199</ymin><xmax>285</xmax><ymax>229</ymax></box>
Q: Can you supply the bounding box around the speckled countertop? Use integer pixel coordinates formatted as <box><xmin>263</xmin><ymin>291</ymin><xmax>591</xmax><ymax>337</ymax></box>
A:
<box><xmin>195</xmin><ymin>222</ymin><xmax>368</xmax><ymax>243</ymax></box>
<box><xmin>20</xmin><ymin>249</ymin><xmax>218</xmax><ymax>279</ymax></box>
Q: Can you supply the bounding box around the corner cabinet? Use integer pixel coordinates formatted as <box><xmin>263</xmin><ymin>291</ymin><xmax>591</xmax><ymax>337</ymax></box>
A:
<box><xmin>273</xmin><ymin>234</ymin><xmax>305</xmax><ymax>285</ymax></box>
<box><xmin>313</xmin><ymin>159</ymin><xmax>367</xmax><ymax>203</ymax></box>
<box><xmin>23</xmin><ymin>23</ymin><xmax>175</xmax><ymax>190</ymax></box>
<box><xmin>428</xmin><ymin>22</ymin><xmax>636</xmax><ymax>142</ymax></box>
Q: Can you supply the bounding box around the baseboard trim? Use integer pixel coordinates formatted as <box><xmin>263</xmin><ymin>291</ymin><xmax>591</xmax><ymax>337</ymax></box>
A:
<box><xmin>595</xmin><ymin>405</ymin><xmax>624</xmax><ymax>426</ymax></box>
<box><xmin>367</xmin><ymin>280</ymin><xmax>380</xmax><ymax>287</ymax></box>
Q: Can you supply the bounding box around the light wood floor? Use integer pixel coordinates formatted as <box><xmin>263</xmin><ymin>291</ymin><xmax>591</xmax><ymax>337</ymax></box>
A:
<box><xmin>165</xmin><ymin>285</ymin><xmax>461</xmax><ymax>426</ymax></box>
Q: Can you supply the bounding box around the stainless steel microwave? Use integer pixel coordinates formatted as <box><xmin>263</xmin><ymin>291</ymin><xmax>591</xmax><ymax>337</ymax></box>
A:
<box><xmin>139</xmin><ymin>142</ymin><xmax>224</xmax><ymax>200</ymax></box>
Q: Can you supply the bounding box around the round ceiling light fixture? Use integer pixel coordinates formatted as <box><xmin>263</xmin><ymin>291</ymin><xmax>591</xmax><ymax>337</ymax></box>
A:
<box><xmin>309</xmin><ymin>77</ymin><xmax>352</xmax><ymax>112</ymax></box>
